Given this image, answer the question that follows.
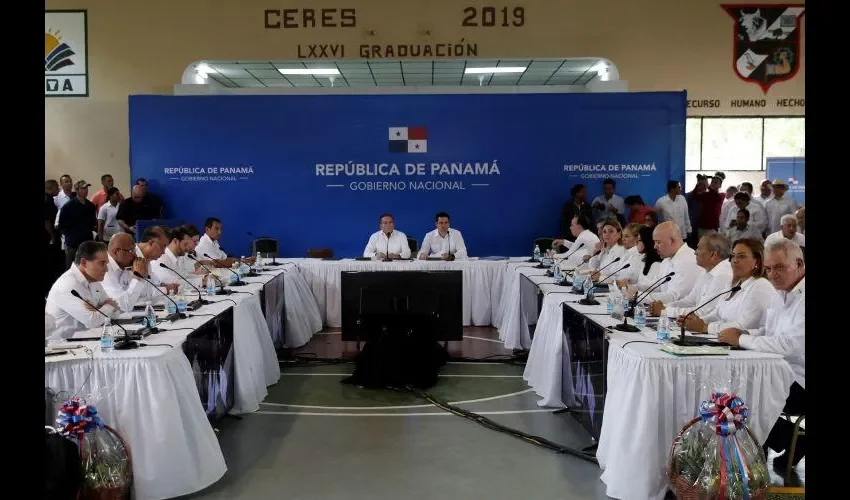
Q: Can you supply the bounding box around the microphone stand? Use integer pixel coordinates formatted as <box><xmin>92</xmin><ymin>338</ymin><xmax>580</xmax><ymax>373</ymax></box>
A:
<box><xmin>158</xmin><ymin>262</ymin><xmax>210</xmax><ymax>309</ymax></box>
<box><xmin>626</xmin><ymin>272</ymin><xmax>676</xmax><ymax>317</ymax></box>
<box><xmin>551</xmin><ymin>242</ymin><xmax>586</xmax><ymax>283</ymax></box>
<box><xmin>579</xmin><ymin>262</ymin><xmax>630</xmax><ymax>305</ymax></box>
<box><xmin>672</xmin><ymin>284</ymin><xmax>742</xmax><ymax>346</ymax></box>
<box><xmin>614</xmin><ymin>276</ymin><xmax>672</xmax><ymax>332</ymax></box>
<box><xmin>188</xmin><ymin>254</ymin><xmax>232</xmax><ymax>295</ymax></box>
<box><xmin>571</xmin><ymin>253</ymin><xmax>617</xmax><ymax>295</ymax></box>
<box><xmin>204</xmin><ymin>253</ymin><xmax>247</xmax><ymax>286</ymax></box>
<box><xmin>132</xmin><ymin>271</ymin><xmax>186</xmax><ymax>321</ymax></box>
<box><xmin>70</xmin><ymin>290</ymin><xmax>138</xmax><ymax>350</ymax></box>
<box><xmin>383</xmin><ymin>232</ymin><xmax>392</xmax><ymax>262</ymax></box>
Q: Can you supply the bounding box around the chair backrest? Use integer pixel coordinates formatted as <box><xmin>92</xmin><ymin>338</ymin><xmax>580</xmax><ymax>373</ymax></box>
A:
<box><xmin>251</xmin><ymin>238</ymin><xmax>279</xmax><ymax>258</ymax></box>
<box><xmin>534</xmin><ymin>237</ymin><xmax>554</xmax><ymax>253</ymax></box>
<box><xmin>307</xmin><ymin>248</ymin><xmax>334</xmax><ymax>259</ymax></box>
<box><xmin>407</xmin><ymin>237</ymin><xmax>418</xmax><ymax>254</ymax></box>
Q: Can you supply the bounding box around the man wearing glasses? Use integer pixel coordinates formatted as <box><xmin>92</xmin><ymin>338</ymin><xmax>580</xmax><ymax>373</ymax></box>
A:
<box><xmin>718</xmin><ymin>238</ymin><xmax>805</xmax><ymax>470</ymax></box>
<box><xmin>102</xmin><ymin>232</ymin><xmax>177</xmax><ymax>312</ymax></box>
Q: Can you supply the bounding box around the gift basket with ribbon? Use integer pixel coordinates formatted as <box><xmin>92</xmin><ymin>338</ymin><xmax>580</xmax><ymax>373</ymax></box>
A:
<box><xmin>55</xmin><ymin>395</ymin><xmax>133</xmax><ymax>500</ymax></box>
<box><xmin>669</xmin><ymin>391</ymin><xmax>770</xmax><ymax>499</ymax></box>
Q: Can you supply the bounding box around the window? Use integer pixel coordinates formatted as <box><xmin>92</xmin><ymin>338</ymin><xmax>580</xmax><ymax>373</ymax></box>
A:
<box><xmin>701</xmin><ymin>118</ymin><xmax>764</xmax><ymax>171</ymax></box>
<box><xmin>685</xmin><ymin>118</ymin><xmax>702</xmax><ymax>171</ymax></box>
<box><xmin>763</xmin><ymin>117</ymin><xmax>805</xmax><ymax>164</ymax></box>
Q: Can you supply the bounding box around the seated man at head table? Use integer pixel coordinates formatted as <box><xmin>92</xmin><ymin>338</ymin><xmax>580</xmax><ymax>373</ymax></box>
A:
<box><xmin>194</xmin><ymin>217</ymin><xmax>249</xmax><ymax>268</ymax></box>
<box><xmin>717</xmin><ymin>238</ymin><xmax>805</xmax><ymax>469</ymax></box>
<box><xmin>551</xmin><ymin>214</ymin><xmax>599</xmax><ymax>271</ymax></box>
<box><xmin>647</xmin><ymin>232</ymin><xmax>732</xmax><ymax>318</ymax></box>
<box><xmin>363</xmin><ymin>213</ymin><xmax>411</xmax><ymax>260</ymax></box>
<box><xmin>101</xmin><ymin>233</ymin><xmax>178</xmax><ymax>312</ymax></box>
<box><xmin>418</xmin><ymin>211</ymin><xmax>467</xmax><ymax>261</ymax></box>
<box><xmin>637</xmin><ymin>221</ymin><xmax>702</xmax><ymax>303</ymax></box>
<box><xmin>150</xmin><ymin>225</ymin><xmax>208</xmax><ymax>291</ymax></box>
<box><xmin>45</xmin><ymin>241</ymin><xmax>118</xmax><ymax>340</ymax></box>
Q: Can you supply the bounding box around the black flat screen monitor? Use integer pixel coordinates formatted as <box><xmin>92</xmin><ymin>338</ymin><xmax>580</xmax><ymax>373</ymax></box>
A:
<box><xmin>341</xmin><ymin>270</ymin><xmax>463</xmax><ymax>342</ymax></box>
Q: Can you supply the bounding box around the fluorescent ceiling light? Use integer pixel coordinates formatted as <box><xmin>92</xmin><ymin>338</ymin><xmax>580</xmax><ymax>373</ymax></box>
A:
<box><xmin>278</xmin><ymin>68</ymin><xmax>340</xmax><ymax>75</ymax></box>
<box><xmin>464</xmin><ymin>66</ymin><xmax>527</xmax><ymax>74</ymax></box>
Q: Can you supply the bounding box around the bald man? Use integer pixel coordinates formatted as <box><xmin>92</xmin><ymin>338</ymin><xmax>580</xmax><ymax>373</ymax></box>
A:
<box><xmin>643</xmin><ymin>221</ymin><xmax>703</xmax><ymax>304</ymax></box>
<box><xmin>117</xmin><ymin>185</ymin><xmax>162</xmax><ymax>235</ymax></box>
<box><xmin>102</xmin><ymin>233</ymin><xmax>176</xmax><ymax>312</ymax></box>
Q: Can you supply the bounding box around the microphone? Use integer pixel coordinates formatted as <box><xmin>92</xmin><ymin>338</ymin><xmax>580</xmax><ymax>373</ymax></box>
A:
<box><xmin>203</xmin><ymin>253</ymin><xmax>247</xmax><ymax>286</ymax></box>
<box><xmin>132</xmin><ymin>271</ymin><xmax>186</xmax><ymax>321</ymax></box>
<box><xmin>579</xmin><ymin>263</ymin><xmax>631</xmax><ymax>305</ymax></box>
<box><xmin>383</xmin><ymin>232</ymin><xmax>392</xmax><ymax>262</ymax></box>
<box><xmin>673</xmin><ymin>284</ymin><xmax>742</xmax><ymax>346</ymax></box>
<box><xmin>70</xmin><ymin>290</ymin><xmax>137</xmax><ymax>350</ymax></box>
<box><xmin>446</xmin><ymin>230</ymin><xmax>455</xmax><ymax>261</ymax></box>
<box><xmin>632</xmin><ymin>272</ymin><xmax>676</xmax><ymax>308</ymax></box>
<box><xmin>550</xmin><ymin>242</ymin><xmax>585</xmax><ymax>281</ymax></box>
<box><xmin>187</xmin><ymin>254</ymin><xmax>232</xmax><ymax>295</ymax></box>
<box><xmin>571</xmin><ymin>255</ymin><xmax>622</xmax><ymax>295</ymax></box>
<box><xmin>158</xmin><ymin>262</ymin><xmax>209</xmax><ymax>308</ymax></box>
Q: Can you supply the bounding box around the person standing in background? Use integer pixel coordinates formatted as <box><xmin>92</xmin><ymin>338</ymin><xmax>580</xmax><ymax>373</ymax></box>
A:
<box><xmin>685</xmin><ymin>174</ymin><xmax>707</xmax><ymax>248</ymax></box>
<box><xmin>654</xmin><ymin>180</ymin><xmax>691</xmax><ymax>242</ymax></box>
<box><xmin>90</xmin><ymin>174</ymin><xmax>125</xmax><ymax>212</ymax></box>
<box><xmin>765</xmin><ymin>179</ymin><xmax>799</xmax><ymax>235</ymax></box>
<box><xmin>590</xmin><ymin>178</ymin><xmax>626</xmax><ymax>226</ymax></box>
<box><xmin>558</xmin><ymin>184</ymin><xmax>592</xmax><ymax>243</ymax></box>
<box><xmin>695</xmin><ymin>172</ymin><xmax>726</xmax><ymax>238</ymax></box>
<box><xmin>96</xmin><ymin>187</ymin><xmax>122</xmax><ymax>242</ymax></box>
<box><xmin>57</xmin><ymin>180</ymin><xmax>97</xmax><ymax>269</ymax></box>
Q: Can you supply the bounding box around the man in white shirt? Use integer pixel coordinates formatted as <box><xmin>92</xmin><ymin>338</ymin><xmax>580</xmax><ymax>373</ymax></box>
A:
<box><xmin>195</xmin><ymin>217</ymin><xmax>239</xmax><ymax>267</ymax></box>
<box><xmin>794</xmin><ymin>206</ymin><xmax>805</xmax><ymax>234</ymax></box>
<box><xmin>45</xmin><ymin>241</ymin><xmax>118</xmax><ymax>339</ymax></box>
<box><xmin>590</xmin><ymin>178</ymin><xmax>626</xmax><ymax>225</ymax></box>
<box><xmin>102</xmin><ymin>233</ymin><xmax>175</xmax><ymax>312</ymax></box>
<box><xmin>53</xmin><ymin>174</ymin><xmax>74</xmax><ymax>249</ymax></box>
<box><xmin>96</xmin><ymin>187</ymin><xmax>122</xmax><ymax>242</ymax></box>
<box><xmin>654</xmin><ymin>180</ymin><xmax>691</xmax><ymax>240</ymax></box>
<box><xmin>722</xmin><ymin>192</ymin><xmax>768</xmax><ymax>236</ymax></box>
<box><xmin>151</xmin><ymin>226</ymin><xmax>201</xmax><ymax>288</ymax></box>
<box><xmin>764</xmin><ymin>179</ymin><xmax>799</xmax><ymax>234</ymax></box>
<box><xmin>418</xmin><ymin>211</ymin><xmax>468</xmax><ymax>260</ymax></box>
<box><xmin>765</xmin><ymin>214</ymin><xmax>805</xmax><ymax>248</ymax></box>
<box><xmin>553</xmin><ymin>215</ymin><xmax>600</xmax><ymax>270</ymax></box>
<box><xmin>364</xmin><ymin>213</ymin><xmax>411</xmax><ymax>260</ymax></box>
<box><xmin>649</xmin><ymin>232</ymin><xmax>732</xmax><ymax>317</ymax></box>
<box><xmin>725</xmin><ymin>208</ymin><xmax>764</xmax><ymax>242</ymax></box>
<box><xmin>645</xmin><ymin>221</ymin><xmax>702</xmax><ymax>303</ymax></box>
<box><xmin>755</xmin><ymin>180</ymin><xmax>773</xmax><ymax>205</ymax></box>
<box><xmin>718</xmin><ymin>238</ymin><xmax>805</xmax><ymax>468</ymax></box>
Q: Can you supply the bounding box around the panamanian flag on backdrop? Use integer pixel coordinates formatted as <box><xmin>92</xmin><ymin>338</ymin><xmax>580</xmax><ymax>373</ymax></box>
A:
<box><xmin>389</xmin><ymin>126</ymin><xmax>427</xmax><ymax>153</ymax></box>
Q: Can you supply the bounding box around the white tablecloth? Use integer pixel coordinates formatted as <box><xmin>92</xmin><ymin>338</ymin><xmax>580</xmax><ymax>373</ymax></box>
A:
<box><xmin>495</xmin><ymin>263</ymin><xmax>559</xmax><ymax>350</ymax></box>
<box><xmin>45</xmin><ymin>268</ymin><xmax>284</xmax><ymax>500</ymax></box>
<box><xmin>294</xmin><ymin>258</ymin><xmax>507</xmax><ymax>327</ymax></box>
<box><xmin>279</xmin><ymin>266</ymin><xmax>323</xmax><ymax>348</ymax></box>
<box><xmin>597</xmin><ymin>333</ymin><xmax>794</xmax><ymax>500</ymax></box>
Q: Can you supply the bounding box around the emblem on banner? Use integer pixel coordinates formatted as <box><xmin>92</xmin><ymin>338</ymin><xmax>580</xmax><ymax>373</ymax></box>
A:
<box><xmin>722</xmin><ymin>4</ymin><xmax>805</xmax><ymax>93</ymax></box>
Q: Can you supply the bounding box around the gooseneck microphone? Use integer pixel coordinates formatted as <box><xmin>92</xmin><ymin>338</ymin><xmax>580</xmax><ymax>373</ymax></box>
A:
<box><xmin>70</xmin><ymin>290</ymin><xmax>137</xmax><ymax>350</ymax></box>
<box><xmin>186</xmin><ymin>254</ymin><xmax>232</xmax><ymax>295</ymax></box>
<box><xmin>631</xmin><ymin>272</ymin><xmax>676</xmax><ymax>308</ymax></box>
<box><xmin>158</xmin><ymin>262</ymin><xmax>209</xmax><ymax>308</ymax></box>
<box><xmin>579</xmin><ymin>263</ymin><xmax>631</xmax><ymax>306</ymax></box>
<box><xmin>203</xmin><ymin>253</ymin><xmax>247</xmax><ymax>286</ymax></box>
<box><xmin>673</xmin><ymin>284</ymin><xmax>742</xmax><ymax>346</ymax></box>
<box><xmin>132</xmin><ymin>271</ymin><xmax>186</xmax><ymax>321</ymax></box>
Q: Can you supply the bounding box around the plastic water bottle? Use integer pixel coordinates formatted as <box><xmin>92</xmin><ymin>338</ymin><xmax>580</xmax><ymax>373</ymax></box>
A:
<box><xmin>533</xmin><ymin>245</ymin><xmax>541</xmax><ymax>262</ymax></box>
<box><xmin>635</xmin><ymin>304</ymin><xmax>646</xmax><ymax>328</ymax></box>
<box><xmin>166</xmin><ymin>295</ymin><xmax>178</xmax><ymax>315</ymax></box>
<box><xmin>612</xmin><ymin>292</ymin><xmax>624</xmax><ymax>319</ymax></box>
<box><xmin>206</xmin><ymin>276</ymin><xmax>216</xmax><ymax>296</ymax></box>
<box><xmin>255</xmin><ymin>251</ymin><xmax>263</xmax><ymax>271</ymax></box>
<box><xmin>100</xmin><ymin>318</ymin><xmax>115</xmax><ymax>353</ymax></box>
<box><xmin>144</xmin><ymin>301</ymin><xmax>157</xmax><ymax>328</ymax></box>
<box><xmin>657</xmin><ymin>308</ymin><xmax>669</xmax><ymax>341</ymax></box>
<box><xmin>553</xmin><ymin>265</ymin><xmax>562</xmax><ymax>282</ymax></box>
<box><xmin>583</xmin><ymin>275</ymin><xmax>593</xmax><ymax>297</ymax></box>
<box><xmin>239</xmin><ymin>256</ymin><xmax>250</xmax><ymax>275</ymax></box>
<box><xmin>606</xmin><ymin>294</ymin><xmax>615</xmax><ymax>315</ymax></box>
<box><xmin>176</xmin><ymin>294</ymin><xmax>188</xmax><ymax>313</ymax></box>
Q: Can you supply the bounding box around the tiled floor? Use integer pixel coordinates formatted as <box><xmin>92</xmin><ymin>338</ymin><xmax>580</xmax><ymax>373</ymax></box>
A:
<box><xmin>183</xmin><ymin>327</ymin><xmax>804</xmax><ymax>499</ymax></box>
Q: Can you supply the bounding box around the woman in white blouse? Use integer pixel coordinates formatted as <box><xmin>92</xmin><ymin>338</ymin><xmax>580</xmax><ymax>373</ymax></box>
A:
<box><xmin>680</xmin><ymin>238</ymin><xmax>777</xmax><ymax>335</ymax></box>
<box><xmin>615</xmin><ymin>223</ymin><xmax>644</xmax><ymax>285</ymax></box>
<box><xmin>588</xmin><ymin>218</ymin><xmax>627</xmax><ymax>283</ymax></box>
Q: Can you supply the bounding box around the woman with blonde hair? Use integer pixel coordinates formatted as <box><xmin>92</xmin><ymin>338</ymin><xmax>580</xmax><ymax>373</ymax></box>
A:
<box><xmin>587</xmin><ymin>218</ymin><xmax>627</xmax><ymax>283</ymax></box>
<box><xmin>679</xmin><ymin>238</ymin><xmax>777</xmax><ymax>334</ymax></box>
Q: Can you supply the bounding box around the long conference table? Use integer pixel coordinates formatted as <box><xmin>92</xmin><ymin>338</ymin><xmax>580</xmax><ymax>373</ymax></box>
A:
<box><xmin>503</xmin><ymin>264</ymin><xmax>796</xmax><ymax>500</ymax></box>
<box><xmin>45</xmin><ymin>266</ymin><xmax>289</xmax><ymax>500</ymax></box>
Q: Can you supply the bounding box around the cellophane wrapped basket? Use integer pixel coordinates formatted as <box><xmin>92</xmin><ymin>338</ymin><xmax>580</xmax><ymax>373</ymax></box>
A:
<box><xmin>669</xmin><ymin>392</ymin><xmax>770</xmax><ymax>500</ymax></box>
<box><xmin>56</xmin><ymin>398</ymin><xmax>133</xmax><ymax>500</ymax></box>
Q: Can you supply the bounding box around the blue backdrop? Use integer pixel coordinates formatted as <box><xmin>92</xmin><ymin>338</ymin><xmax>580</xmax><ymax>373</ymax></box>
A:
<box><xmin>129</xmin><ymin>91</ymin><xmax>685</xmax><ymax>257</ymax></box>
<box><xmin>765</xmin><ymin>156</ymin><xmax>805</xmax><ymax>206</ymax></box>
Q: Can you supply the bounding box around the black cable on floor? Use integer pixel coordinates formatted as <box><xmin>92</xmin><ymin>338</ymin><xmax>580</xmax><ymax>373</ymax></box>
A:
<box><xmin>401</xmin><ymin>385</ymin><xmax>599</xmax><ymax>466</ymax></box>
